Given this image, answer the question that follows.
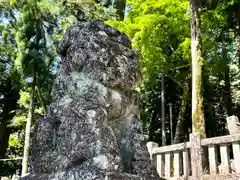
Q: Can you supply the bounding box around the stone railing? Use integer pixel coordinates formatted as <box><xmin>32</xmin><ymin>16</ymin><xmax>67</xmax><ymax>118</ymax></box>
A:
<box><xmin>147</xmin><ymin>115</ymin><xmax>240</xmax><ymax>180</ymax></box>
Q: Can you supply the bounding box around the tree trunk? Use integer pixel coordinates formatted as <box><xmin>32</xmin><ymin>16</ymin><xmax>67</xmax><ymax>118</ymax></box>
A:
<box><xmin>190</xmin><ymin>0</ymin><xmax>206</xmax><ymax>137</ymax></box>
<box><xmin>36</xmin><ymin>85</ymin><xmax>47</xmax><ymax>116</ymax></box>
<box><xmin>149</xmin><ymin>110</ymin><xmax>157</xmax><ymax>142</ymax></box>
<box><xmin>169</xmin><ymin>103</ymin><xmax>173</xmax><ymax>144</ymax></box>
<box><xmin>36</xmin><ymin>77</ymin><xmax>47</xmax><ymax>117</ymax></box>
<box><xmin>21</xmin><ymin>74</ymin><xmax>36</xmax><ymax>177</ymax></box>
<box><xmin>236</xmin><ymin>35</ymin><xmax>240</xmax><ymax>63</ymax></box>
<box><xmin>222</xmin><ymin>42</ymin><xmax>233</xmax><ymax>116</ymax></box>
<box><xmin>161</xmin><ymin>74</ymin><xmax>166</xmax><ymax>146</ymax></box>
<box><xmin>0</xmin><ymin>123</ymin><xmax>11</xmax><ymax>158</ymax></box>
<box><xmin>113</xmin><ymin>0</ymin><xmax>126</xmax><ymax>20</ymax></box>
<box><xmin>190</xmin><ymin>1</ymin><xmax>208</xmax><ymax>171</ymax></box>
<box><xmin>223</xmin><ymin>63</ymin><xmax>233</xmax><ymax>116</ymax></box>
<box><xmin>173</xmin><ymin>77</ymin><xmax>190</xmax><ymax>144</ymax></box>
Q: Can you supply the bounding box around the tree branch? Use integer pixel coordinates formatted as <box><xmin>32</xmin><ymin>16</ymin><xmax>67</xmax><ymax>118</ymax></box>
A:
<box><xmin>165</xmin><ymin>74</ymin><xmax>184</xmax><ymax>88</ymax></box>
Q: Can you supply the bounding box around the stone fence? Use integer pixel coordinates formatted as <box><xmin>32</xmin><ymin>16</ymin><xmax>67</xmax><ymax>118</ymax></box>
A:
<box><xmin>147</xmin><ymin>115</ymin><xmax>240</xmax><ymax>180</ymax></box>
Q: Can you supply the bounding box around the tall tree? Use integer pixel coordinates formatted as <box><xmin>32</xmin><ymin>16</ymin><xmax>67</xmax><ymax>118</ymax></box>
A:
<box><xmin>222</xmin><ymin>35</ymin><xmax>233</xmax><ymax>116</ymax></box>
<box><xmin>0</xmin><ymin>5</ymin><xmax>21</xmax><ymax>158</ymax></box>
<box><xmin>190</xmin><ymin>0</ymin><xmax>206</xmax><ymax>137</ymax></box>
<box><xmin>0</xmin><ymin>72</ymin><xmax>20</xmax><ymax>158</ymax></box>
<box><xmin>173</xmin><ymin>75</ymin><xmax>191</xmax><ymax>144</ymax></box>
<box><xmin>11</xmin><ymin>0</ymin><xmax>60</xmax><ymax>175</ymax></box>
<box><xmin>16</xmin><ymin>0</ymin><xmax>120</xmax><ymax>175</ymax></box>
<box><xmin>107</xmin><ymin>0</ymin><xmax>192</xmax><ymax>144</ymax></box>
<box><xmin>161</xmin><ymin>74</ymin><xmax>166</xmax><ymax>145</ymax></box>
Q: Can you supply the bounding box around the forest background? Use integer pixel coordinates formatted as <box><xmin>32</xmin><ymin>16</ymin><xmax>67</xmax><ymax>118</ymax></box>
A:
<box><xmin>0</xmin><ymin>0</ymin><xmax>240</xmax><ymax>177</ymax></box>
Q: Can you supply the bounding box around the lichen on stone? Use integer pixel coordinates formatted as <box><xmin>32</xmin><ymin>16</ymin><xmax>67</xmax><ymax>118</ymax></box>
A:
<box><xmin>22</xmin><ymin>20</ymin><xmax>162</xmax><ymax>180</ymax></box>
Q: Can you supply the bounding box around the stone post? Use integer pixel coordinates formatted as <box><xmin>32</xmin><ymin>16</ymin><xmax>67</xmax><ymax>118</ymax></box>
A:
<box><xmin>190</xmin><ymin>133</ymin><xmax>203</xmax><ymax>179</ymax></box>
<box><xmin>226</xmin><ymin>115</ymin><xmax>240</xmax><ymax>173</ymax></box>
<box><xmin>146</xmin><ymin>142</ymin><xmax>158</xmax><ymax>161</ymax></box>
<box><xmin>227</xmin><ymin>115</ymin><xmax>240</xmax><ymax>134</ymax></box>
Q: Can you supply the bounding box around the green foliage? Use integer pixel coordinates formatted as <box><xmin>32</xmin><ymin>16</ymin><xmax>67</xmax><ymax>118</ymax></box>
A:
<box><xmin>107</xmin><ymin>0</ymin><xmax>240</xmax><ymax>143</ymax></box>
<box><xmin>8</xmin><ymin>133</ymin><xmax>23</xmax><ymax>157</ymax></box>
<box><xmin>0</xmin><ymin>0</ymin><xmax>119</xmax><ymax>176</ymax></box>
<box><xmin>107</xmin><ymin>0</ymin><xmax>190</xmax><ymax>80</ymax></box>
<box><xmin>107</xmin><ymin>0</ymin><xmax>192</xmax><ymax>143</ymax></box>
<box><xmin>0</xmin><ymin>0</ymin><xmax>240</xmax><ymax>176</ymax></box>
<box><xmin>18</xmin><ymin>91</ymin><xmax>30</xmax><ymax>109</ymax></box>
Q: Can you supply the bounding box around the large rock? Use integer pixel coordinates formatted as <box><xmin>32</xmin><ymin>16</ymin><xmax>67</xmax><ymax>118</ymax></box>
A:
<box><xmin>23</xmin><ymin>20</ymin><xmax>162</xmax><ymax>180</ymax></box>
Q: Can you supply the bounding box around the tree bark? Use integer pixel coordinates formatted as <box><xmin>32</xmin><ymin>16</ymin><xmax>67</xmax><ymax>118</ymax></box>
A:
<box><xmin>36</xmin><ymin>76</ymin><xmax>47</xmax><ymax>117</ymax></box>
<box><xmin>222</xmin><ymin>42</ymin><xmax>233</xmax><ymax>116</ymax></box>
<box><xmin>169</xmin><ymin>103</ymin><xmax>173</xmax><ymax>144</ymax></box>
<box><xmin>190</xmin><ymin>0</ymin><xmax>206</xmax><ymax>137</ymax></box>
<box><xmin>149</xmin><ymin>110</ymin><xmax>157</xmax><ymax>142</ymax></box>
<box><xmin>223</xmin><ymin>64</ymin><xmax>233</xmax><ymax>116</ymax></box>
<box><xmin>21</xmin><ymin>74</ymin><xmax>36</xmax><ymax>177</ymax></box>
<box><xmin>173</xmin><ymin>76</ymin><xmax>190</xmax><ymax>144</ymax></box>
<box><xmin>36</xmin><ymin>85</ymin><xmax>47</xmax><ymax>116</ymax></box>
<box><xmin>161</xmin><ymin>74</ymin><xmax>166</xmax><ymax>146</ymax></box>
<box><xmin>236</xmin><ymin>35</ymin><xmax>240</xmax><ymax>63</ymax></box>
<box><xmin>190</xmin><ymin>1</ymin><xmax>208</xmax><ymax>171</ymax></box>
